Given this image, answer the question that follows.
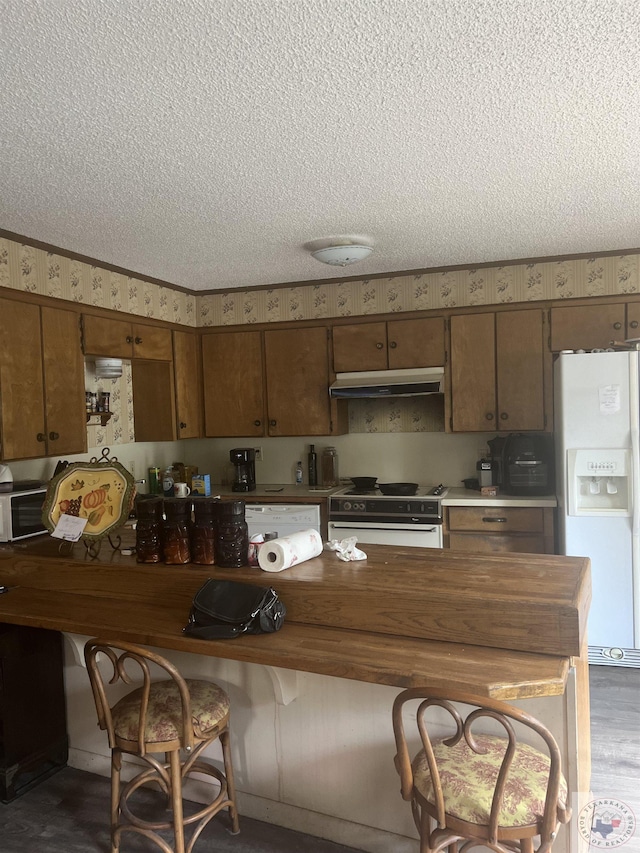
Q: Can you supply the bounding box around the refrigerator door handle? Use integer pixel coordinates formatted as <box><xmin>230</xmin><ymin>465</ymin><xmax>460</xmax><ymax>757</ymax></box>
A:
<box><xmin>629</xmin><ymin>354</ymin><xmax>640</xmax><ymax>646</ymax></box>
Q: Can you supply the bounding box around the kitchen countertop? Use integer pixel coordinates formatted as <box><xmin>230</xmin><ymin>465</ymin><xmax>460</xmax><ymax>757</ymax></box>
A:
<box><xmin>206</xmin><ymin>483</ymin><xmax>341</xmax><ymax>501</ymax></box>
<box><xmin>442</xmin><ymin>487</ymin><xmax>557</xmax><ymax>507</ymax></box>
<box><xmin>0</xmin><ymin>539</ymin><xmax>589</xmax><ymax>698</ymax></box>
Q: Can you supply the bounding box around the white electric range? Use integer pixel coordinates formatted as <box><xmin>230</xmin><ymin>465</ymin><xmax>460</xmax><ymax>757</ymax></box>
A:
<box><xmin>328</xmin><ymin>484</ymin><xmax>448</xmax><ymax>548</ymax></box>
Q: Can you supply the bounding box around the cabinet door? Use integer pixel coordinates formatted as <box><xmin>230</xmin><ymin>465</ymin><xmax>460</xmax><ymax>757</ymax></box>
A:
<box><xmin>626</xmin><ymin>302</ymin><xmax>640</xmax><ymax>338</ymax></box>
<box><xmin>82</xmin><ymin>314</ymin><xmax>134</xmax><ymax>358</ymax></box>
<box><xmin>173</xmin><ymin>330</ymin><xmax>202</xmax><ymax>439</ymax></box>
<box><xmin>265</xmin><ymin>326</ymin><xmax>332</xmax><ymax>436</ymax></box>
<box><xmin>0</xmin><ymin>299</ymin><xmax>46</xmax><ymax>460</ymax></box>
<box><xmin>495</xmin><ymin>310</ymin><xmax>545</xmax><ymax>431</ymax></box>
<box><xmin>41</xmin><ymin>306</ymin><xmax>87</xmax><ymax>455</ymax></box>
<box><xmin>202</xmin><ymin>331</ymin><xmax>265</xmax><ymax>436</ymax></box>
<box><xmin>132</xmin><ymin>323</ymin><xmax>172</xmax><ymax>360</ymax></box>
<box><xmin>131</xmin><ymin>360</ymin><xmax>176</xmax><ymax>441</ymax></box>
<box><xmin>332</xmin><ymin>323</ymin><xmax>388</xmax><ymax>372</ymax></box>
<box><xmin>450</xmin><ymin>313</ymin><xmax>496</xmax><ymax>431</ymax></box>
<box><xmin>387</xmin><ymin>317</ymin><xmax>445</xmax><ymax>369</ymax></box>
<box><xmin>550</xmin><ymin>304</ymin><xmax>625</xmax><ymax>351</ymax></box>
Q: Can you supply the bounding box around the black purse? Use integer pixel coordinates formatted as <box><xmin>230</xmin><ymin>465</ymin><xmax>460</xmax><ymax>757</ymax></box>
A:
<box><xmin>183</xmin><ymin>578</ymin><xmax>286</xmax><ymax>640</ymax></box>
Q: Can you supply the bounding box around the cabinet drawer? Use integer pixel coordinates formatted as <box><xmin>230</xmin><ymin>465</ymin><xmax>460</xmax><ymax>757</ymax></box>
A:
<box><xmin>448</xmin><ymin>506</ymin><xmax>546</xmax><ymax>533</ymax></box>
<box><xmin>448</xmin><ymin>532</ymin><xmax>547</xmax><ymax>554</ymax></box>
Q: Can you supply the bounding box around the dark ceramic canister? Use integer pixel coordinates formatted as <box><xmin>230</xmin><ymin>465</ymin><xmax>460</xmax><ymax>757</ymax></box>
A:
<box><xmin>214</xmin><ymin>500</ymin><xmax>249</xmax><ymax>568</ymax></box>
<box><xmin>135</xmin><ymin>497</ymin><xmax>164</xmax><ymax>563</ymax></box>
<box><xmin>190</xmin><ymin>497</ymin><xmax>218</xmax><ymax>565</ymax></box>
<box><xmin>162</xmin><ymin>497</ymin><xmax>192</xmax><ymax>564</ymax></box>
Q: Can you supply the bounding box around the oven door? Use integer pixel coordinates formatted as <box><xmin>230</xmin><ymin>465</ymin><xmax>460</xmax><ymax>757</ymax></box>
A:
<box><xmin>327</xmin><ymin>520</ymin><xmax>442</xmax><ymax>549</ymax></box>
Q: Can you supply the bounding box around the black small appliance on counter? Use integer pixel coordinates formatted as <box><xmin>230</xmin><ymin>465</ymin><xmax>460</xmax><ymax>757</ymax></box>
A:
<box><xmin>499</xmin><ymin>433</ymin><xmax>554</xmax><ymax>496</ymax></box>
<box><xmin>230</xmin><ymin>448</ymin><xmax>256</xmax><ymax>492</ymax></box>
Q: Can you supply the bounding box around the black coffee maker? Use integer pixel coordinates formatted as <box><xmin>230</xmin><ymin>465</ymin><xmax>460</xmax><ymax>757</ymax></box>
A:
<box><xmin>230</xmin><ymin>448</ymin><xmax>256</xmax><ymax>492</ymax></box>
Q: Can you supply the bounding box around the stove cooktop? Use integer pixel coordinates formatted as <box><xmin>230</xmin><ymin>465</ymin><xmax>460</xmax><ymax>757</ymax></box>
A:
<box><xmin>335</xmin><ymin>483</ymin><xmax>448</xmax><ymax>498</ymax></box>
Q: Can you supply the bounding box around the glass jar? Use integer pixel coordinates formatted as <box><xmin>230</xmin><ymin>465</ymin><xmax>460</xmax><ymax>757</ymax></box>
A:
<box><xmin>321</xmin><ymin>446</ymin><xmax>339</xmax><ymax>487</ymax></box>
<box><xmin>190</xmin><ymin>498</ymin><xmax>218</xmax><ymax>565</ymax></box>
<box><xmin>214</xmin><ymin>500</ymin><xmax>249</xmax><ymax>568</ymax></box>
<box><xmin>162</xmin><ymin>498</ymin><xmax>191</xmax><ymax>564</ymax></box>
<box><xmin>135</xmin><ymin>497</ymin><xmax>164</xmax><ymax>563</ymax></box>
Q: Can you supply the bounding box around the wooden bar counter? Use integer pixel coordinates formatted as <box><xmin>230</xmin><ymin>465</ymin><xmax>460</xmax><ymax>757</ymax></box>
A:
<box><xmin>0</xmin><ymin>538</ymin><xmax>591</xmax><ymax>853</ymax></box>
<box><xmin>0</xmin><ymin>539</ymin><xmax>589</xmax><ymax>699</ymax></box>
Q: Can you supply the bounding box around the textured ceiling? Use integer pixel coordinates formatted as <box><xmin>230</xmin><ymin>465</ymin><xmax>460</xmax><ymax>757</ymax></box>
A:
<box><xmin>2</xmin><ymin>0</ymin><xmax>640</xmax><ymax>292</ymax></box>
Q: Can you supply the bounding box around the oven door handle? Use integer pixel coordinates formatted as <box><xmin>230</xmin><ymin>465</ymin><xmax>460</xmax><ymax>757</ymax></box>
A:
<box><xmin>329</xmin><ymin>523</ymin><xmax>438</xmax><ymax>533</ymax></box>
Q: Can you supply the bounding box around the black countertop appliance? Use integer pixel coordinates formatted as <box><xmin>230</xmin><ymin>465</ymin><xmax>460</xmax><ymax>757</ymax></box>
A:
<box><xmin>501</xmin><ymin>433</ymin><xmax>553</xmax><ymax>496</ymax></box>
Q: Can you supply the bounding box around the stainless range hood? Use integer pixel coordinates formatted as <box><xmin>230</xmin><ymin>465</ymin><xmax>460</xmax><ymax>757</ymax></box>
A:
<box><xmin>329</xmin><ymin>367</ymin><xmax>445</xmax><ymax>398</ymax></box>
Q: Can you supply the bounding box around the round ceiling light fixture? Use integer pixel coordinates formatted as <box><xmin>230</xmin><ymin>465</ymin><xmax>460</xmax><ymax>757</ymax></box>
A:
<box><xmin>310</xmin><ymin>244</ymin><xmax>373</xmax><ymax>267</ymax></box>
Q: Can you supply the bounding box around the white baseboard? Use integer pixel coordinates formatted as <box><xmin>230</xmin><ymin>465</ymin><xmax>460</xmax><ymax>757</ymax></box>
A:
<box><xmin>68</xmin><ymin>748</ymin><xmax>417</xmax><ymax>853</ymax></box>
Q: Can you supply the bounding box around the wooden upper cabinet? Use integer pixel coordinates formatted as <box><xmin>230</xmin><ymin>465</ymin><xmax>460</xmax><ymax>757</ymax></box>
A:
<box><xmin>265</xmin><ymin>326</ymin><xmax>332</xmax><ymax>436</ymax></box>
<box><xmin>450</xmin><ymin>313</ymin><xmax>496</xmax><ymax>432</ymax></box>
<box><xmin>172</xmin><ymin>330</ymin><xmax>203</xmax><ymax>439</ymax></box>
<box><xmin>41</xmin><ymin>306</ymin><xmax>87</xmax><ymax>455</ymax></box>
<box><xmin>450</xmin><ymin>310</ymin><xmax>546</xmax><ymax>432</ymax></box>
<box><xmin>550</xmin><ymin>303</ymin><xmax>625</xmax><ymax>351</ymax></box>
<box><xmin>0</xmin><ymin>300</ymin><xmax>86</xmax><ymax>460</ymax></box>
<box><xmin>82</xmin><ymin>315</ymin><xmax>172</xmax><ymax>360</ymax></box>
<box><xmin>131</xmin><ymin>360</ymin><xmax>176</xmax><ymax>442</ymax></box>
<box><xmin>495</xmin><ymin>310</ymin><xmax>545</xmax><ymax>431</ymax></box>
<box><xmin>333</xmin><ymin>317</ymin><xmax>445</xmax><ymax>372</ymax></box>
<box><xmin>202</xmin><ymin>331</ymin><xmax>265</xmax><ymax>437</ymax></box>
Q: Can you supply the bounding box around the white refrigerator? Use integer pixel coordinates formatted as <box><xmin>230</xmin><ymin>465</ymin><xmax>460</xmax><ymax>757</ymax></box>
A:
<box><xmin>555</xmin><ymin>350</ymin><xmax>640</xmax><ymax>667</ymax></box>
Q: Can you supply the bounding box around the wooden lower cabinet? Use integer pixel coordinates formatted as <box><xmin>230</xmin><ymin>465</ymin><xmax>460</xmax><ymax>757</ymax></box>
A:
<box><xmin>446</xmin><ymin>506</ymin><xmax>555</xmax><ymax>554</ymax></box>
<box><xmin>0</xmin><ymin>625</ymin><xmax>68</xmax><ymax>802</ymax></box>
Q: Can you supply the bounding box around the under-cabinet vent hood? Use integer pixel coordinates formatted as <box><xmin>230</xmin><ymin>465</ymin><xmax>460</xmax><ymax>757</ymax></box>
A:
<box><xmin>329</xmin><ymin>367</ymin><xmax>445</xmax><ymax>398</ymax></box>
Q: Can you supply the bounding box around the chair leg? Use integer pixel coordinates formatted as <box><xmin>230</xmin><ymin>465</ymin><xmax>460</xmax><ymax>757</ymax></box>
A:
<box><xmin>110</xmin><ymin>749</ymin><xmax>122</xmax><ymax>853</ymax></box>
<box><xmin>220</xmin><ymin>728</ymin><xmax>240</xmax><ymax>833</ymax></box>
<box><xmin>168</xmin><ymin>749</ymin><xmax>186</xmax><ymax>853</ymax></box>
<box><xmin>520</xmin><ymin>838</ymin><xmax>535</xmax><ymax>853</ymax></box>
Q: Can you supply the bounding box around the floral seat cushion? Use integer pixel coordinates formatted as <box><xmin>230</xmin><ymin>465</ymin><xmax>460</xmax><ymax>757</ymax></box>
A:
<box><xmin>112</xmin><ymin>679</ymin><xmax>230</xmax><ymax>744</ymax></box>
<box><xmin>413</xmin><ymin>733</ymin><xmax>567</xmax><ymax>828</ymax></box>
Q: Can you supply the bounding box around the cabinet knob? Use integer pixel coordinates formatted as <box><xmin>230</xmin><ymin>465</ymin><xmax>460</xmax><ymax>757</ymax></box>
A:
<box><xmin>49</xmin><ymin>431</ymin><xmax>60</xmax><ymax>440</ymax></box>
<box><xmin>269</xmin><ymin>419</ymin><xmax>277</xmax><ymax>427</ymax></box>
<box><xmin>613</xmin><ymin>322</ymin><xmax>622</xmax><ymax>330</ymax></box>
<box><xmin>485</xmin><ymin>412</ymin><xmax>494</xmax><ymax>421</ymax></box>
<box><xmin>389</xmin><ymin>340</ymin><xmax>397</xmax><ymax>349</ymax></box>
<box><xmin>500</xmin><ymin>412</ymin><xmax>509</xmax><ymax>420</ymax></box>
<box><xmin>36</xmin><ymin>432</ymin><xmax>46</xmax><ymax>442</ymax></box>
<box><xmin>179</xmin><ymin>422</ymin><xmax>187</xmax><ymax>430</ymax></box>
<box><xmin>134</xmin><ymin>336</ymin><xmax>143</xmax><ymax>344</ymax></box>
<box><xmin>254</xmin><ymin>420</ymin><xmax>262</xmax><ymax>427</ymax></box>
<box><xmin>376</xmin><ymin>342</ymin><xmax>384</xmax><ymax>349</ymax></box>
<box><xmin>126</xmin><ymin>335</ymin><xmax>133</xmax><ymax>344</ymax></box>
<box><xmin>631</xmin><ymin>320</ymin><xmax>639</xmax><ymax>330</ymax></box>
<box><xmin>483</xmin><ymin>517</ymin><xmax>507</xmax><ymax>523</ymax></box>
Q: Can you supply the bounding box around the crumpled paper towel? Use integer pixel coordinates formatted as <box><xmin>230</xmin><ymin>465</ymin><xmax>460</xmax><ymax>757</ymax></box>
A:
<box><xmin>325</xmin><ymin>537</ymin><xmax>367</xmax><ymax>562</ymax></box>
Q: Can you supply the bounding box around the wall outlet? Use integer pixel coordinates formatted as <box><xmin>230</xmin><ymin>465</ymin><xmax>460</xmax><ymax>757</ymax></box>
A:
<box><xmin>254</xmin><ymin>447</ymin><xmax>263</xmax><ymax>463</ymax></box>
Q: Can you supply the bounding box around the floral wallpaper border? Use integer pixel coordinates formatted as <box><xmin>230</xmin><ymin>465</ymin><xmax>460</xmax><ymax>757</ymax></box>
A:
<box><xmin>1</xmin><ymin>235</ymin><xmax>638</xmax><ymax>329</ymax></box>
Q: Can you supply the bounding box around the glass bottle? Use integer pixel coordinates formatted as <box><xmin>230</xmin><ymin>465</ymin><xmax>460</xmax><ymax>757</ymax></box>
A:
<box><xmin>135</xmin><ymin>497</ymin><xmax>164</xmax><ymax>563</ymax></box>
<box><xmin>163</xmin><ymin>498</ymin><xmax>191</xmax><ymax>564</ymax></box>
<box><xmin>308</xmin><ymin>444</ymin><xmax>317</xmax><ymax>486</ymax></box>
<box><xmin>190</xmin><ymin>497</ymin><xmax>217</xmax><ymax>566</ymax></box>
<box><xmin>214</xmin><ymin>500</ymin><xmax>249</xmax><ymax>568</ymax></box>
<box><xmin>321</xmin><ymin>446</ymin><xmax>339</xmax><ymax>487</ymax></box>
<box><xmin>162</xmin><ymin>466</ymin><xmax>176</xmax><ymax>497</ymax></box>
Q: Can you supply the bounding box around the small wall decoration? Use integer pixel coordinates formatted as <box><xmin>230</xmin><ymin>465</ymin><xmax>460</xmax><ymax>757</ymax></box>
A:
<box><xmin>42</xmin><ymin>448</ymin><xmax>136</xmax><ymax>542</ymax></box>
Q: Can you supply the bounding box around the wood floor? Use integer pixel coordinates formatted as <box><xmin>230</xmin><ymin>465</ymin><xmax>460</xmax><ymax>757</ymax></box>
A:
<box><xmin>0</xmin><ymin>665</ymin><xmax>638</xmax><ymax>853</ymax></box>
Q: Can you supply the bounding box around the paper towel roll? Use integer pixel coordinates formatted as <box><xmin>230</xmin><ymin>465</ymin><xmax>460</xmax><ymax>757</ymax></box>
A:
<box><xmin>258</xmin><ymin>528</ymin><xmax>323</xmax><ymax>572</ymax></box>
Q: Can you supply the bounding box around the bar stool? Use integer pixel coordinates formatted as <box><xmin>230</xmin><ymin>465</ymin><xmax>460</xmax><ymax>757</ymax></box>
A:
<box><xmin>392</xmin><ymin>687</ymin><xmax>571</xmax><ymax>853</ymax></box>
<box><xmin>84</xmin><ymin>638</ymin><xmax>239</xmax><ymax>853</ymax></box>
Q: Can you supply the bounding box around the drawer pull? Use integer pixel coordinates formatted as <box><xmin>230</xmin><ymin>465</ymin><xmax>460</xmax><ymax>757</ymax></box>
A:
<box><xmin>483</xmin><ymin>516</ymin><xmax>507</xmax><ymax>523</ymax></box>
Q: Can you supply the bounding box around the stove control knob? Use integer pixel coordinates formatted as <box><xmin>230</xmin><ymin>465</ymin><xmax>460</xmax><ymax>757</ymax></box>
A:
<box><xmin>343</xmin><ymin>501</ymin><xmax>352</xmax><ymax>511</ymax></box>
<box><xmin>355</xmin><ymin>501</ymin><xmax>366</xmax><ymax>511</ymax></box>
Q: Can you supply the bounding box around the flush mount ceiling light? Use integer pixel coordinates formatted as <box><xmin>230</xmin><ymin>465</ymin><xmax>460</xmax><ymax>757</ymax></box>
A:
<box><xmin>310</xmin><ymin>244</ymin><xmax>374</xmax><ymax>267</ymax></box>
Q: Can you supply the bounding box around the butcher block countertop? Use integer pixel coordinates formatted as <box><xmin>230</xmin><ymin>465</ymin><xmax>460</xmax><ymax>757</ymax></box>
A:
<box><xmin>0</xmin><ymin>539</ymin><xmax>590</xmax><ymax>700</ymax></box>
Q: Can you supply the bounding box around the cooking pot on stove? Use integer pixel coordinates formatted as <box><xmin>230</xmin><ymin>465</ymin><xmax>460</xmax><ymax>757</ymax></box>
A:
<box><xmin>378</xmin><ymin>482</ymin><xmax>419</xmax><ymax>496</ymax></box>
<box><xmin>350</xmin><ymin>476</ymin><xmax>378</xmax><ymax>490</ymax></box>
